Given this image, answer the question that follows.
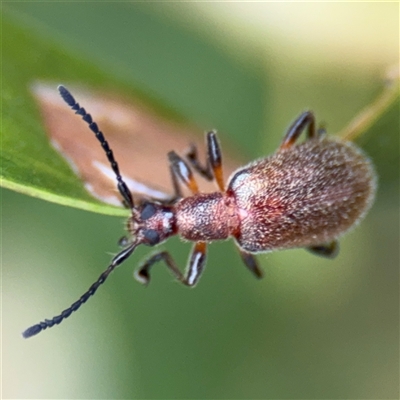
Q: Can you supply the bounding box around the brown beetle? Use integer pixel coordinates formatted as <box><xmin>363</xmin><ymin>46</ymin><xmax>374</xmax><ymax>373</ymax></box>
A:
<box><xmin>22</xmin><ymin>85</ymin><xmax>376</xmax><ymax>338</ymax></box>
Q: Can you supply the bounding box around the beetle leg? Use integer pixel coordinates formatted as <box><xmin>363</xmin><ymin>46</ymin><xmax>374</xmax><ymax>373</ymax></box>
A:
<box><xmin>186</xmin><ymin>143</ymin><xmax>213</xmax><ymax>180</ymax></box>
<box><xmin>140</xmin><ymin>130</ymin><xmax>224</xmax><ymax>204</ymax></box>
<box><xmin>135</xmin><ymin>242</ymin><xmax>207</xmax><ymax>287</ymax></box>
<box><xmin>306</xmin><ymin>240</ymin><xmax>339</xmax><ymax>258</ymax></box>
<box><xmin>238</xmin><ymin>249</ymin><xmax>263</xmax><ymax>279</ymax></box>
<box><xmin>279</xmin><ymin>111</ymin><xmax>317</xmax><ymax>150</ymax></box>
<box><xmin>317</xmin><ymin>123</ymin><xmax>327</xmax><ymax>137</ymax></box>
<box><xmin>169</xmin><ymin>163</ymin><xmax>184</xmax><ymax>199</ymax></box>
<box><xmin>168</xmin><ymin>151</ymin><xmax>199</xmax><ymax>194</ymax></box>
<box><xmin>186</xmin><ymin>131</ymin><xmax>225</xmax><ymax>191</ymax></box>
<box><xmin>139</xmin><ymin>164</ymin><xmax>185</xmax><ymax>207</ymax></box>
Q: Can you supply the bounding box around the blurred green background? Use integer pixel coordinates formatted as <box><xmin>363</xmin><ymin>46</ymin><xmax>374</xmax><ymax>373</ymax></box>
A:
<box><xmin>2</xmin><ymin>3</ymin><xmax>399</xmax><ymax>399</ymax></box>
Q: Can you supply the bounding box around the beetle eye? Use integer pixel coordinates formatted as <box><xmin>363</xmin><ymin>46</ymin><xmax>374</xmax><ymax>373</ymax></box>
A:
<box><xmin>141</xmin><ymin>203</ymin><xmax>157</xmax><ymax>220</ymax></box>
<box><xmin>143</xmin><ymin>229</ymin><xmax>160</xmax><ymax>246</ymax></box>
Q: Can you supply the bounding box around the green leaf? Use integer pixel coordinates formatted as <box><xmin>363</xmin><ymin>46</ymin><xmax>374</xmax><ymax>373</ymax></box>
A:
<box><xmin>1</xmin><ymin>12</ymin><xmax>192</xmax><ymax>217</ymax></box>
<box><xmin>1</xmin><ymin>8</ymin><xmax>266</xmax><ymax>217</ymax></box>
<box><xmin>2</xmin><ymin>17</ymin><xmax>119</xmax><ymax>215</ymax></box>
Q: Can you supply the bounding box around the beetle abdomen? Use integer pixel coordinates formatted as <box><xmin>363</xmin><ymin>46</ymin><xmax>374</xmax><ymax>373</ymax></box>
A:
<box><xmin>228</xmin><ymin>137</ymin><xmax>376</xmax><ymax>253</ymax></box>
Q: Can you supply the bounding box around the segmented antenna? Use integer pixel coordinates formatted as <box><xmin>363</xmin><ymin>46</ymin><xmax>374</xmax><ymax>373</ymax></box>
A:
<box><xmin>58</xmin><ymin>85</ymin><xmax>134</xmax><ymax>209</ymax></box>
<box><xmin>22</xmin><ymin>243</ymin><xmax>136</xmax><ymax>338</ymax></box>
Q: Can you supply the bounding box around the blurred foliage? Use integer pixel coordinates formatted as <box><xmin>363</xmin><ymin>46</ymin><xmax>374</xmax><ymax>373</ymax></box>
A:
<box><xmin>2</xmin><ymin>3</ymin><xmax>398</xmax><ymax>400</ymax></box>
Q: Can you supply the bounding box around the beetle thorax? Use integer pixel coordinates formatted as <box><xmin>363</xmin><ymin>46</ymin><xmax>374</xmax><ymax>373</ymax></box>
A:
<box><xmin>176</xmin><ymin>192</ymin><xmax>239</xmax><ymax>242</ymax></box>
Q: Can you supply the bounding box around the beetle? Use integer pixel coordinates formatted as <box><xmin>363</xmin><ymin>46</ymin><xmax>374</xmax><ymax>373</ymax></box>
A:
<box><xmin>22</xmin><ymin>85</ymin><xmax>376</xmax><ymax>338</ymax></box>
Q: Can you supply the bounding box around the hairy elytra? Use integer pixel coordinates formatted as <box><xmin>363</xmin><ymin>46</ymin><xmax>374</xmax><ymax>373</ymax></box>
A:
<box><xmin>22</xmin><ymin>85</ymin><xmax>376</xmax><ymax>338</ymax></box>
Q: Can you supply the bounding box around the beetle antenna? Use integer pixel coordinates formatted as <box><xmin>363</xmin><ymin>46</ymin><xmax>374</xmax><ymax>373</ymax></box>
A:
<box><xmin>58</xmin><ymin>85</ymin><xmax>134</xmax><ymax>209</ymax></box>
<box><xmin>22</xmin><ymin>243</ymin><xmax>137</xmax><ymax>338</ymax></box>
